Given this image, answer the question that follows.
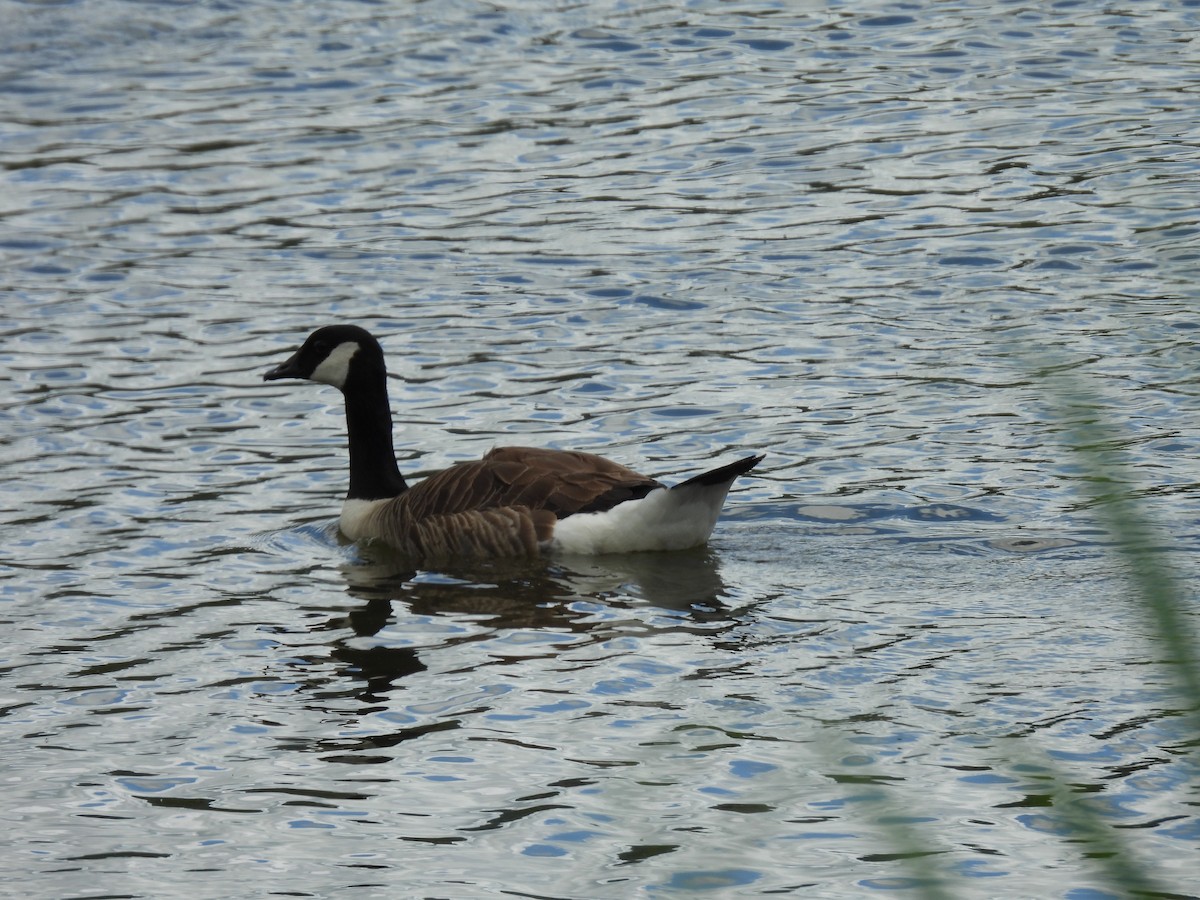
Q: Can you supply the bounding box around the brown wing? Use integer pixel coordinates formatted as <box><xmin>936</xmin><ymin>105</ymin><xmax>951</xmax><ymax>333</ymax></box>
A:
<box><xmin>395</xmin><ymin>446</ymin><xmax>663</xmax><ymax>522</ymax></box>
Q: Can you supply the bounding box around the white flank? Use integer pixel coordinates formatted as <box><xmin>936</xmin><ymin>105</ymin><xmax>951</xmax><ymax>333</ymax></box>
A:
<box><xmin>310</xmin><ymin>341</ymin><xmax>360</xmax><ymax>389</ymax></box>
<box><xmin>340</xmin><ymin>497</ymin><xmax>387</xmax><ymax>542</ymax></box>
<box><xmin>551</xmin><ymin>480</ymin><xmax>736</xmax><ymax>555</ymax></box>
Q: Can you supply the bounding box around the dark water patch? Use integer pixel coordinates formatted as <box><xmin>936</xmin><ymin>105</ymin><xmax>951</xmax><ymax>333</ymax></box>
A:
<box><xmin>859</xmin><ymin>16</ymin><xmax>917</xmax><ymax>28</ymax></box>
<box><xmin>734</xmin><ymin>39</ymin><xmax>793</xmax><ymax>52</ymax></box>
<box><xmin>937</xmin><ymin>255</ymin><xmax>1006</xmax><ymax>267</ymax></box>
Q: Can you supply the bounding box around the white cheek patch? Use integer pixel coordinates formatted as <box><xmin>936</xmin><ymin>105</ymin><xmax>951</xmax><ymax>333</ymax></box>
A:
<box><xmin>310</xmin><ymin>341</ymin><xmax>359</xmax><ymax>388</ymax></box>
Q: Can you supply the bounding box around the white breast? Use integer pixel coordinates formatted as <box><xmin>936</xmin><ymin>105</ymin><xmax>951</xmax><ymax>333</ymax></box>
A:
<box><xmin>340</xmin><ymin>497</ymin><xmax>387</xmax><ymax>541</ymax></box>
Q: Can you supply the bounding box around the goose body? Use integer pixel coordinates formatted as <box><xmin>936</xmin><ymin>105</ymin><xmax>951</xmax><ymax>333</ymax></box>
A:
<box><xmin>264</xmin><ymin>325</ymin><xmax>762</xmax><ymax>559</ymax></box>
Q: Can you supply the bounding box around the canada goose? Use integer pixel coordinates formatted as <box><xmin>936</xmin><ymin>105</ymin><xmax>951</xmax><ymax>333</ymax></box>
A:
<box><xmin>263</xmin><ymin>324</ymin><xmax>763</xmax><ymax>559</ymax></box>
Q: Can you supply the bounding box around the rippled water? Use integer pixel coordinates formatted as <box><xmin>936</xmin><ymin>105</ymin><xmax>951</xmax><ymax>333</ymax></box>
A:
<box><xmin>3</xmin><ymin>1</ymin><xmax>1198</xmax><ymax>897</ymax></box>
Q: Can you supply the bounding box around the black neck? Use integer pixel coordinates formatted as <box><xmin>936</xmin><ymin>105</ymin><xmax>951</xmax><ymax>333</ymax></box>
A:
<box><xmin>343</xmin><ymin>375</ymin><xmax>408</xmax><ymax>501</ymax></box>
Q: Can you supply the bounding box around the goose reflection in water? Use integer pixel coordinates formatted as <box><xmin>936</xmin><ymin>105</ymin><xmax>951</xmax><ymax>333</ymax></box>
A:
<box><xmin>336</xmin><ymin>544</ymin><xmax>734</xmax><ymax>628</ymax></box>
<box><xmin>270</xmin><ymin>548</ymin><xmax>743</xmax><ymax>757</ymax></box>
<box><xmin>299</xmin><ymin>549</ymin><xmax>735</xmax><ymax>682</ymax></box>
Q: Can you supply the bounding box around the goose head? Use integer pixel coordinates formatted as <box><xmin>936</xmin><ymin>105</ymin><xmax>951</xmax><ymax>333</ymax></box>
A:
<box><xmin>263</xmin><ymin>324</ymin><xmax>385</xmax><ymax>392</ymax></box>
<box><xmin>264</xmin><ymin>324</ymin><xmax>406</xmax><ymax>500</ymax></box>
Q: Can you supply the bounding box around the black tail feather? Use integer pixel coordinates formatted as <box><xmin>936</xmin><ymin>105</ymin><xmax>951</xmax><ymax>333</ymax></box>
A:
<box><xmin>672</xmin><ymin>454</ymin><xmax>764</xmax><ymax>490</ymax></box>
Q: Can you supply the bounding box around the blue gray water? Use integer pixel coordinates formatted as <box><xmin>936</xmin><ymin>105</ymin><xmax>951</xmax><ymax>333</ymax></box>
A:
<box><xmin>2</xmin><ymin>1</ymin><xmax>1198</xmax><ymax>897</ymax></box>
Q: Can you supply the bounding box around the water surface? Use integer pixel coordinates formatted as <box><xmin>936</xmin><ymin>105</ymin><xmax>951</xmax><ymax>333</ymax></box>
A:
<box><xmin>2</xmin><ymin>1</ymin><xmax>1198</xmax><ymax>897</ymax></box>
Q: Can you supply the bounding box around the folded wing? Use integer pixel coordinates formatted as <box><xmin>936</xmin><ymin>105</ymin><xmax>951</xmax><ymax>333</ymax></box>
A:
<box><xmin>397</xmin><ymin>446</ymin><xmax>663</xmax><ymax>521</ymax></box>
